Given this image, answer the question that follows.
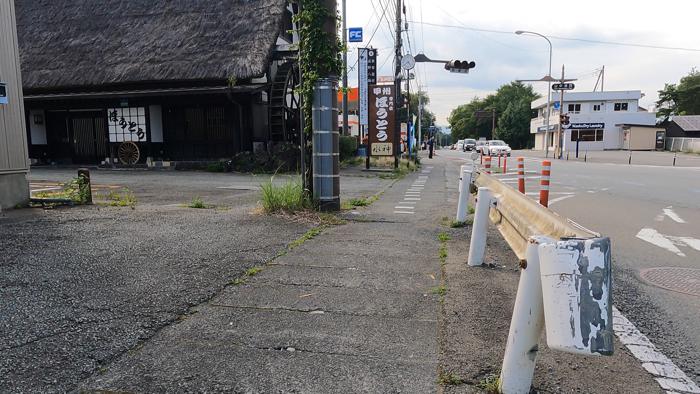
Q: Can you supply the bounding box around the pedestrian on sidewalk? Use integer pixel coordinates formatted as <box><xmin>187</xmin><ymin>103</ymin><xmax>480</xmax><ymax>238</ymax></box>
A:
<box><xmin>428</xmin><ymin>136</ymin><xmax>434</xmax><ymax>159</ymax></box>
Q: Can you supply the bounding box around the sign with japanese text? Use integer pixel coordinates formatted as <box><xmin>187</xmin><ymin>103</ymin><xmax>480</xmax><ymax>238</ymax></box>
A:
<box><xmin>368</xmin><ymin>84</ymin><xmax>395</xmax><ymax>156</ymax></box>
<box><xmin>108</xmin><ymin>107</ymin><xmax>146</xmax><ymax>142</ymax></box>
<box><xmin>358</xmin><ymin>48</ymin><xmax>377</xmax><ymax>127</ymax></box>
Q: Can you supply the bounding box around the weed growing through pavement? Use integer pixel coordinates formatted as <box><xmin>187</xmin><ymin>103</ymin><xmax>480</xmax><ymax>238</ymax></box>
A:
<box><xmin>438</xmin><ymin>245</ymin><xmax>448</xmax><ymax>264</ymax></box>
<box><xmin>188</xmin><ymin>196</ymin><xmax>208</xmax><ymax>209</ymax></box>
<box><xmin>468</xmin><ymin>206</ymin><xmax>475</xmax><ymax>215</ymax></box>
<box><xmin>437</xmin><ymin>371</ymin><xmax>464</xmax><ymax>385</ymax></box>
<box><xmin>437</xmin><ymin>232</ymin><xmax>451</xmax><ymax>242</ymax></box>
<box><xmin>431</xmin><ymin>285</ymin><xmax>446</xmax><ymax>296</ymax></box>
<box><xmin>260</xmin><ymin>177</ymin><xmax>310</xmax><ymax>213</ymax></box>
<box><xmin>476</xmin><ymin>371</ymin><xmax>501</xmax><ymax>393</ymax></box>
<box><xmin>289</xmin><ymin>227</ymin><xmax>323</xmax><ymax>249</ymax></box>
<box><xmin>96</xmin><ymin>188</ymin><xmax>137</xmax><ymax>209</ymax></box>
<box><xmin>230</xmin><ymin>278</ymin><xmax>246</xmax><ymax>286</ymax></box>
<box><xmin>33</xmin><ymin>176</ymin><xmax>91</xmax><ymax>204</ymax></box>
<box><xmin>449</xmin><ymin>220</ymin><xmax>467</xmax><ymax>228</ymax></box>
<box><xmin>245</xmin><ymin>266</ymin><xmax>263</xmax><ymax>276</ymax></box>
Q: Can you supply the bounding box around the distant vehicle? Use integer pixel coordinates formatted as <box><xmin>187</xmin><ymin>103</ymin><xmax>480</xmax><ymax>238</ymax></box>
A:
<box><xmin>456</xmin><ymin>139</ymin><xmax>465</xmax><ymax>151</ymax></box>
<box><xmin>463</xmin><ymin>138</ymin><xmax>476</xmax><ymax>151</ymax></box>
<box><xmin>475</xmin><ymin>140</ymin><xmax>488</xmax><ymax>154</ymax></box>
<box><xmin>486</xmin><ymin>140</ymin><xmax>512</xmax><ymax>156</ymax></box>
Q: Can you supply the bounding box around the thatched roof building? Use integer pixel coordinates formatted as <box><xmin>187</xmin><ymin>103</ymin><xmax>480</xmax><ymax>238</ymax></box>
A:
<box><xmin>16</xmin><ymin>0</ymin><xmax>288</xmax><ymax>92</ymax></box>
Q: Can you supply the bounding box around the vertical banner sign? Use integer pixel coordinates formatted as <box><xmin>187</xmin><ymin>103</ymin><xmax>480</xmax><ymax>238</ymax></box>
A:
<box><xmin>358</xmin><ymin>48</ymin><xmax>377</xmax><ymax>128</ymax></box>
<box><xmin>368</xmin><ymin>84</ymin><xmax>395</xmax><ymax>156</ymax></box>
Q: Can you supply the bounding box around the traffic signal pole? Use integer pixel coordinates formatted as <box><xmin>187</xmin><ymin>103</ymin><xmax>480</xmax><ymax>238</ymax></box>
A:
<box><xmin>556</xmin><ymin>65</ymin><xmax>565</xmax><ymax>159</ymax></box>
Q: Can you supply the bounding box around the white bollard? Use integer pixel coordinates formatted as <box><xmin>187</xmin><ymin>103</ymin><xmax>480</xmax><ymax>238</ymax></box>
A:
<box><xmin>499</xmin><ymin>236</ymin><xmax>553</xmax><ymax>394</ymax></box>
<box><xmin>467</xmin><ymin>187</ymin><xmax>493</xmax><ymax>266</ymax></box>
<box><xmin>458</xmin><ymin>165</ymin><xmax>467</xmax><ymax>191</ymax></box>
<box><xmin>456</xmin><ymin>166</ymin><xmax>473</xmax><ymax>223</ymax></box>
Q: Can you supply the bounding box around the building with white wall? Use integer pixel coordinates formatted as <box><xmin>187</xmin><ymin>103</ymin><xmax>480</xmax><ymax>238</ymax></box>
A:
<box><xmin>530</xmin><ymin>91</ymin><xmax>657</xmax><ymax>152</ymax></box>
<box><xmin>0</xmin><ymin>0</ymin><xmax>30</xmax><ymax>209</ymax></box>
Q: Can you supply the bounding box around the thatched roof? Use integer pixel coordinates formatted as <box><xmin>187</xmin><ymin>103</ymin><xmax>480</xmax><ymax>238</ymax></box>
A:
<box><xmin>16</xmin><ymin>0</ymin><xmax>287</xmax><ymax>91</ymax></box>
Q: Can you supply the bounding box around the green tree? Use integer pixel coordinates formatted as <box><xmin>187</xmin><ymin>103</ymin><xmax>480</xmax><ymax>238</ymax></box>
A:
<box><xmin>657</xmin><ymin>69</ymin><xmax>700</xmax><ymax>119</ymax></box>
<box><xmin>448</xmin><ymin>82</ymin><xmax>539</xmax><ymax>146</ymax></box>
<box><xmin>408</xmin><ymin>91</ymin><xmax>436</xmax><ymax>141</ymax></box>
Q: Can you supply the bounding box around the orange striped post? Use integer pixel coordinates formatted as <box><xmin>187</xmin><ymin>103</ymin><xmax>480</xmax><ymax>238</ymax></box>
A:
<box><xmin>484</xmin><ymin>156</ymin><xmax>492</xmax><ymax>174</ymax></box>
<box><xmin>539</xmin><ymin>160</ymin><xmax>551</xmax><ymax>207</ymax></box>
<box><xmin>517</xmin><ymin>157</ymin><xmax>525</xmax><ymax>193</ymax></box>
<box><xmin>503</xmin><ymin>155</ymin><xmax>508</xmax><ymax>174</ymax></box>
<box><xmin>498</xmin><ymin>153</ymin><xmax>502</xmax><ymax>168</ymax></box>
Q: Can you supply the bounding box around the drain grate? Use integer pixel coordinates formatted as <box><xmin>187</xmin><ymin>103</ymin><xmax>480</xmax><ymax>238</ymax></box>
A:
<box><xmin>640</xmin><ymin>267</ymin><xmax>700</xmax><ymax>297</ymax></box>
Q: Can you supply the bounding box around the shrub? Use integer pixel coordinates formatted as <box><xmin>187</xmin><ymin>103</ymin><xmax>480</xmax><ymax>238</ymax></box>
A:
<box><xmin>339</xmin><ymin>135</ymin><xmax>358</xmax><ymax>161</ymax></box>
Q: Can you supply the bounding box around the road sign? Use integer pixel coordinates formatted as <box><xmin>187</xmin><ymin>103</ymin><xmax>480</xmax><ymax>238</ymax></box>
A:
<box><xmin>349</xmin><ymin>27</ymin><xmax>363</xmax><ymax>42</ymax></box>
<box><xmin>552</xmin><ymin>83</ymin><xmax>575</xmax><ymax>91</ymax></box>
<box><xmin>553</xmin><ymin>101</ymin><xmax>560</xmax><ymax>110</ymax></box>
<box><xmin>0</xmin><ymin>82</ymin><xmax>7</xmax><ymax>105</ymax></box>
<box><xmin>358</xmin><ymin>48</ymin><xmax>377</xmax><ymax>127</ymax></box>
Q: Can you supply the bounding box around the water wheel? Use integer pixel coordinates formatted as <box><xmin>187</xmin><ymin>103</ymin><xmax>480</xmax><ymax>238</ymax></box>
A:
<box><xmin>269</xmin><ymin>61</ymin><xmax>301</xmax><ymax>143</ymax></box>
<box><xmin>117</xmin><ymin>141</ymin><xmax>140</xmax><ymax>165</ymax></box>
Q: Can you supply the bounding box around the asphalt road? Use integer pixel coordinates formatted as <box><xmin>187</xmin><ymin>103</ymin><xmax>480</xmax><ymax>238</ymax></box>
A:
<box><xmin>444</xmin><ymin>148</ymin><xmax>700</xmax><ymax>383</ymax></box>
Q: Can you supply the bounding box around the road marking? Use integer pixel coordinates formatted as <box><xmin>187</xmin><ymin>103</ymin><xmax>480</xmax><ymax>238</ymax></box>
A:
<box><xmin>667</xmin><ymin>236</ymin><xmax>700</xmax><ymax>252</ymax></box>
<box><xmin>663</xmin><ymin>206</ymin><xmax>686</xmax><ymax>223</ymax></box>
<box><xmin>548</xmin><ymin>195</ymin><xmax>575</xmax><ymax>205</ymax></box>
<box><xmin>404</xmin><ymin>197</ymin><xmax>421</xmax><ymax>201</ymax></box>
<box><xmin>636</xmin><ymin>228</ymin><xmax>686</xmax><ymax>257</ymax></box>
<box><xmin>400</xmin><ymin>201</ymin><xmax>416</xmax><ymax>204</ymax></box>
<box><xmin>394</xmin><ymin>211</ymin><xmax>415</xmax><ymax>214</ymax></box>
<box><xmin>613</xmin><ymin>306</ymin><xmax>700</xmax><ymax>394</ymax></box>
<box><xmin>394</xmin><ymin>206</ymin><xmax>414</xmax><ymax>210</ymax></box>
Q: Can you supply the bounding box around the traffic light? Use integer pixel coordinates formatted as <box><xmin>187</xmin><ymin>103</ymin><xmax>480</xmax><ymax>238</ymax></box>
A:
<box><xmin>445</xmin><ymin>60</ymin><xmax>476</xmax><ymax>73</ymax></box>
<box><xmin>559</xmin><ymin>114</ymin><xmax>570</xmax><ymax>125</ymax></box>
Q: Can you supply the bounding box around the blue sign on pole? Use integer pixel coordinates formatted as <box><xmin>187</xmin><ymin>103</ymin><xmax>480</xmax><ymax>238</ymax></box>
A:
<box><xmin>553</xmin><ymin>101</ymin><xmax>561</xmax><ymax>110</ymax></box>
<box><xmin>349</xmin><ymin>27</ymin><xmax>363</xmax><ymax>42</ymax></box>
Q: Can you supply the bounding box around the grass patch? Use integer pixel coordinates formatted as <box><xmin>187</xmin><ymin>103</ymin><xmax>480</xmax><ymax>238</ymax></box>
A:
<box><xmin>206</xmin><ymin>162</ymin><xmax>226</xmax><ymax>172</ymax></box>
<box><xmin>318</xmin><ymin>213</ymin><xmax>347</xmax><ymax>225</ymax></box>
<box><xmin>340</xmin><ymin>156</ymin><xmax>364</xmax><ymax>168</ymax></box>
<box><xmin>33</xmin><ymin>176</ymin><xmax>92</xmax><ymax>204</ymax></box>
<box><xmin>348</xmin><ymin>197</ymin><xmax>369</xmax><ymax>207</ymax></box>
<box><xmin>431</xmin><ymin>285</ymin><xmax>447</xmax><ymax>296</ymax></box>
<box><xmin>438</xmin><ymin>244</ymin><xmax>448</xmax><ymax>264</ymax></box>
<box><xmin>97</xmin><ymin>188</ymin><xmax>137</xmax><ymax>208</ymax></box>
<box><xmin>437</xmin><ymin>371</ymin><xmax>464</xmax><ymax>386</ymax></box>
<box><xmin>187</xmin><ymin>196</ymin><xmax>209</xmax><ymax>209</ymax></box>
<box><xmin>468</xmin><ymin>206</ymin><xmax>475</xmax><ymax>215</ymax></box>
<box><xmin>289</xmin><ymin>227</ymin><xmax>323</xmax><ymax>249</ymax></box>
<box><xmin>437</xmin><ymin>232</ymin><xmax>451</xmax><ymax>242</ymax></box>
<box><xmin>449</xmin><ymin>220</ymin><xmax>466</xmax><ymax>228</ymax></box>
<box><xmin>230</xmin><ymin>278</ymin><xmax>246</xmax><ymax>286</ymax></box>
<box><xmin>245</xmin><ymin>266</ymin><xmax>264</xmax><ymax>276</ymax></box>
<box><xmin>260</xmin><ymin>178</ymin><xmax>310</xmax><ymax>214</ymax></box>
<box><xmin>476</xmin><ymin>372</ymin><xmax>500</xmax><ymax>393</ymax></box>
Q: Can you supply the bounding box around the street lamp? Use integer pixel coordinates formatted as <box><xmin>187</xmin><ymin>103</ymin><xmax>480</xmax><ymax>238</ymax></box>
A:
<box><xmin>515</xmin><ymin>30</ymin><xmax>553</xmax><ymax>157</ymax></box>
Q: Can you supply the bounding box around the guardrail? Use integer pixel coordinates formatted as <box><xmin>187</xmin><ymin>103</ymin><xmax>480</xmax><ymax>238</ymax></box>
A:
<box><xmin>456</xmin><ymin>159</ymin><xmax>613</xmax><ymax>394</ymax></box>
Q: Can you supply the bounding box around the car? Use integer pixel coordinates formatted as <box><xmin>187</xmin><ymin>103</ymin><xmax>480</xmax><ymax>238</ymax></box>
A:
<box><xmin>486</xmin><ymin>140</ymin><xmax>512</xmax><ymax>156</ymax></box>
<box><xmin>456</xmin><ymin>139</ymin><xmax>465</xmax><ymax>151</ymax></box>
<box><xmin>475</xmin><ymin>140</ymin><xmax>488</xmax><ymax>154</ymax></box>
<box><xmin>463</xmin><ymin>138</ymin><xmax>476</xmax><ymax>151</ymax></box>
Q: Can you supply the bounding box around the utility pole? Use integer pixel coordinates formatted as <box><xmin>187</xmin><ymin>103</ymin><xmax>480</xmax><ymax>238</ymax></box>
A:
<box><xmin>341</xmin><ymin>0</ymin><xmax>348</xmax><ymax>136</ymax></box>
<box><xmin>393</xmin><ymin>0</ymin><xmax>402</xmax><ymax>169</ymax></box>
<box><xmin>491</xmin><ymin>108</ymin><xmax>496</xmax><ymax>137</ymax></box>
<box><xmin>417</xmin><ymin>90</ymin><xmax>422</xmax><ymax>155</ymax></box>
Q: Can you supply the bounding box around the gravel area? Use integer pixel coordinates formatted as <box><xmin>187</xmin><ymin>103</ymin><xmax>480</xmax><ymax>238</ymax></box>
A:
<box><xmin>0</xmin><ymin>197</ymin><xmax>310</xmax><ymax>392</ymax></box>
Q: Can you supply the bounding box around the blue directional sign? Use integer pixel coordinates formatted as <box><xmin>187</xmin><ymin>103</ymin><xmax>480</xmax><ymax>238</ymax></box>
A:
<box><xmin>349</xmin><ymin>27</ymin><xmax>363</xmax><ymax>42</ymax></box>
<box><xmin>553</xmin><ymin>101</ymin><xmax>561</xmax><ymax>110</ymax></box>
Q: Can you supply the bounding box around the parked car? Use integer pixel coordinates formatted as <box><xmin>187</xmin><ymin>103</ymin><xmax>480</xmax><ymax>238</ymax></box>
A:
<box><xmin>486</xmin><ymin>140</ymin><xmax>512</xmax><ymax>156</ymax></box>
<box><xmin>475</xmin><ymin>140</ymin><xmax>488</xmax><ymax>154</ymax></box>
<box><xmin>463</xmin><ymin>138</ymin><xmax>476</xmax><ymax>151</ymax></box>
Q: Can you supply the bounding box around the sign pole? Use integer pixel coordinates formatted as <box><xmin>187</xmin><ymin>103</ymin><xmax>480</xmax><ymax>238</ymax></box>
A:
<box><xmin>557</xmin><ymin>65</ymin><xmax>565</xmax><ymax>159</ymax></box>
<box><xmin>341</xmin><ymin>0</ymin><xmax>348</xmax><ymax>136</ymax></box>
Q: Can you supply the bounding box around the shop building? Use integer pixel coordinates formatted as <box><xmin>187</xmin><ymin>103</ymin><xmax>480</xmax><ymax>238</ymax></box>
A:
<box><xmin>530</xmin><ymin>91</ymin><xmax>657</xmax><ymax>152</ymax></box>
<box><xmin>16</xmin><ymin>0</ymin><xmax>301</xmax><ymax>166</ymax></box>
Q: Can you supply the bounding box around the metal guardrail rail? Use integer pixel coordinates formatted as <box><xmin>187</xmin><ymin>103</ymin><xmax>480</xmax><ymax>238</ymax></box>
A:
<box><xmin>473</xmin><ymin>169</ymin><xmax>598</xmax><ymax>260</ymax></box>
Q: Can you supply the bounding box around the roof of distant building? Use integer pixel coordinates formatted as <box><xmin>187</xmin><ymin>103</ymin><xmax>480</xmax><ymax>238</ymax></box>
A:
<box><xmin>669</xmin><ymin>115</ymin><xmax>700</xmax><ymax>132</ymax></box>
<box><xmin>531</xmin><ymin>90</ymin><xmax>643</xmax><ymax>109</ymax></box>
<box><xmin>16</xmin><ymin>0</ymin><xmax>287</xmax><ymax>91</ymax></box>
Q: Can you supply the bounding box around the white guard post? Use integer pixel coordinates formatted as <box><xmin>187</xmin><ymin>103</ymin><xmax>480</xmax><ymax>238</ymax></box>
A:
<box><xmin>456</xmin><ymin>165</ymin><xmax>473</xmax><ymax>223</ymax></box>
<box><xmin>539</xmin><ymin>237</ymin><xmax>614</xmax><ymax>356</ymax></box>
<box><xmin>467</xmin><ymin>187</ymin><xmax>494</xmax><ymax>266</ymax></box>
<box><xmin>499</xmin><ymin>236</ymin><xmax>553</xmax><ymax>394</ymax></box>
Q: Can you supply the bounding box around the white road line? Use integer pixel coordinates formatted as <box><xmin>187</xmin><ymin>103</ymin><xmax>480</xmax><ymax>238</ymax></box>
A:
<box><xmin>548</xmin><ymin>195</ymin><xmax>575</xmax><ymax>205</ymax></box>
<box><xmin>613</xmin><ymin>306</ymin><xmax>700</xmax><ymax>394</ymax></box>
<box><xmin>636</xmin><ymin>228</ymin><xmax>686</xmax><ymax>257</ymax></box>
<box><xmin>400</xmin><ymin>201</ymin><xmax>416</xmax><ymax>204</ymax></box>
<box><xmin>394</xmin><ymin>211</ymin><xmax>415</xmax><ymax>214</ymax></box>
<box><xmin>663</xmin><ymin>206</ymin><xmax>686</xmax><ymax>223</ymax></box>
<box><xmin>404</xmin><ymin>197</ymin><xmax>421</xmax><ymax>201</ymax></box>
<box><xmin>667</xmin><ymin>236</ymin><xmax>700</xmax><ymax>252</ymax></box>
<box><xmin>394</xmin><ymin>206</ymin><xmax>414</xmax><ymax>210</ymax></box>
<box><xmin>30</xmin><ymin>187</ymin><xmax>63</xmax><ymax>193</ymax></box>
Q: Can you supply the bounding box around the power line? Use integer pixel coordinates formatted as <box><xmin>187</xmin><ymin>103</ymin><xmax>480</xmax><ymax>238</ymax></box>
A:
<box><xmin>407</xmin><ymin>20</ymin><xmax>700</xmax><ymax>52</ymax></box>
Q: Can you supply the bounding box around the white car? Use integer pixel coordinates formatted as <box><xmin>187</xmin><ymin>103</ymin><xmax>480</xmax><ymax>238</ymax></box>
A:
<box><xmin>486</xmin><ymin>140</ymin><xmax>512</xmax><ymax>156</ymax></box>
<box><xmin>456</xmin><ymin>139</ymin><xmax>465</xmax><ymax>151</ymax></box>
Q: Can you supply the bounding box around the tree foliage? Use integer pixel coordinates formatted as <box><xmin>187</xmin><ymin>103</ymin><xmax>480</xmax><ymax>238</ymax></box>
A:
<box><xmin>448</xmin><ymin>82</ymin><xmax>540</xmax><ymax>149</ymax></box>
<box><xmin>657</xmin><ymin>68</ymin><xmax>700</xmax><ymax>119</ymax></box>
<box><xmin>401</xmin><ymin>91</ymin><xmax>436</xmax><ymax>141</ymax></box>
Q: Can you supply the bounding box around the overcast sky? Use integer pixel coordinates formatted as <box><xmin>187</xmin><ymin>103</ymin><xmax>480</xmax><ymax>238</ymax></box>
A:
<box><xmin>344</xmin><ymin>0</ymin><xmax>700</xmax><ymax>127</ymax></box>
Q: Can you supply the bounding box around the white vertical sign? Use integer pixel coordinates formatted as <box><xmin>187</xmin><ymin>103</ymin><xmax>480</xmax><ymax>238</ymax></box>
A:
<box><xmin>358</xmin><ymin>48</ymin><xmax>369</xmax><ymax>127</ymax></box>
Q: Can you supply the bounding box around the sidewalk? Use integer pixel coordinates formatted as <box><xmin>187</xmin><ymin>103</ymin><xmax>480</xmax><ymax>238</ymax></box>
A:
<box><xmin>82</xmin><ymin>163</ymin><xmax>445</xmax><ymax>392</ymax></box>
<box><xmin>513</xmin><ymin>148</ymin><xmax>700</xmax><ymax>167</ymax></box>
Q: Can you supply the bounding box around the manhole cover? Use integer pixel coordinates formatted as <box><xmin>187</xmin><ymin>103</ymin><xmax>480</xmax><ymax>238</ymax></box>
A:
<box><xmin>640</xmin><ymin>267</ymin><xmax>700</xmax><ymax>297</ymax></box>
